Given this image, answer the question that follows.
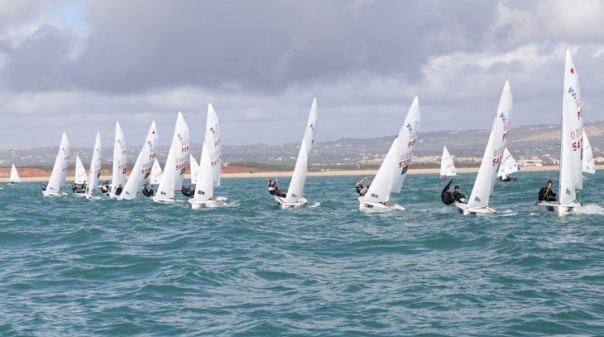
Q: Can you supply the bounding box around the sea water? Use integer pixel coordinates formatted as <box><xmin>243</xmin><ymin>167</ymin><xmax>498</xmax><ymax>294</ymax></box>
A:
<box><xmin>1</xmin><ymin>171</ymin><xmax>603</xmax><ymax>336</ymax></box>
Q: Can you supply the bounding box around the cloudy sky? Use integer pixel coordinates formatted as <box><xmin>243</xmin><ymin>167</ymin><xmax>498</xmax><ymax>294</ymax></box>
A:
<box><xmin>0</xmin><ymin>0</ymin><xmax>603</xmax><ymax>149</ymax></box>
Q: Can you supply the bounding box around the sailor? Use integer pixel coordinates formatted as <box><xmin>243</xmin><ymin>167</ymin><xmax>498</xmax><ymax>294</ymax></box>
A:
<box><xmin>355</xmin><ymin>177</ymin><xmax>369</xmax><ymax>196</ymax></box>
<box><xmin>142</xmin><ymin>183</ymin><xmax>154</xmax><ymax>197</ymax></box>
<box><xmin>115</xmin><ymin>184</ymin><xmax>124</xmax><ymax>196</ymax></box>
<box><xmin>100</xmin><ymin>181</ymin><xmax>110</xmax><ymax>194</ymax></box>
<box><xmin>267</xmin><ymin>179</ymin><xmax>285</xmax><ymax>197</ymax></box>
<box><xmin>72</xmin><ymin>182</ymin><xmax>78</xmax><ymax>193</ymax></box>
<box><xmin>441</xmin><ymin>179</ymin><xmax>455</xmax><ymax>205</ymax></box>
<box><xmin>41</xmin><ymin>182</ymin><xmax>47</xmax><ymax>191</ymax></box>
<box><xmin>538</xmin><ymin>180</ymin><xmax>557</xmax><ymax>202</ymax></box>
<box><xmin>181</xmin><ymin>183</ymin><xmax>194</xmax><ymax>198</ymax></box>
<box><xmin>453</xmin><ymin>185</ymin><xmax>466</xmax><ymax>203</ymax></box>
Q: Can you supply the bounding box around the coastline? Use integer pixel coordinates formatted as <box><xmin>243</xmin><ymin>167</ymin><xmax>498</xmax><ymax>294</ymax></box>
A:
<box><xmin>0</xmin><ymin>164</ymin><xmax>576</xmax><ymax>183</ymax></box>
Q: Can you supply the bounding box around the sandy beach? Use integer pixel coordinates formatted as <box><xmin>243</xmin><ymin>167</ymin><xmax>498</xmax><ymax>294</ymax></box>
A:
<box><xmin>0</xmin><ymin>164</ymin><xmax>579</xmax><ymax>183</ymax></box>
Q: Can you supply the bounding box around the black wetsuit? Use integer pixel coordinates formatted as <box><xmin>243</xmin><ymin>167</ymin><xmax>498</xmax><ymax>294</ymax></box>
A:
<box><xmin>441</xmin><ymin>180</ymin><xmax>455</xmax><ymax>205</ymax></box>
<box><xmin>182</xmin><ymin>186</ymin><xmax>194</xmax><ymax>198</ymax></box>
<box><xmin>453</xmin><ymin>190</ymin><xmax>466</xmax><ymax>203</ymax></box>
<box><xmin>538</xmin><ymin>186</ymin><xmax>556</xmax><ymax>202</ymax></box>
<box><xmin>142</xmin><ymin>185</ymin><xmax>154</xmax><ymax>197</ymax></box>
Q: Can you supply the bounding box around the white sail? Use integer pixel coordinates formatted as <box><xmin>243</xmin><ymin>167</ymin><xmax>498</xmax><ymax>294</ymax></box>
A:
<box><xmin>582</xmin><ymin>130</ymin><xmax>595</xmax><ymax>174</ymax></box>
<box><xmin>559</xmin><ymin>49</ymin><xmax>584</xmax><ymax>204</ymax></box>
<box><xmin>206</xmin><ymin>103</ymin><xmax>222</xmax><ymax>188</ymax></box>
<box><xmin>496</xmin><ymin>148</ymin><xmax>520</xmax><ymax>178</ymax></box>
<box><xmin>280</xmin><ymin>98</ymin><xmax>318</xmax><ymax>206</ymax></box>
<box><xmin>191</xmin><ymin>142</ymin><xmax>214</xmax><ymax>202</ymax></box>
<box><xmin>85</xmin><ymin>132</ymin><xmax>102</xmax><ymax>199</ymax></box>
<box><xmin>109</xmin><ymin>122</ymin><xmax>127</xmax><ymax>198</ymax></box>
<box><xmin>391</xmin><ymin>97</ymin><xmax>420</xmax><ymax>194</ymax></box>
<box><xmin>9</xmin><ymin>164</ymin><xmax>20</xmax><ymax>183</ymax></box>
<box><xmin>43</xmin><ymin>133</ymin><xmax>70</xmax><ymax>196</ymax></box>
<box><xmin>190</xmin><ymin>154</ymin><xmax>199</xmax><ymax>185</ymax></box>
<box><xmin>440</xmin><ymin>146</ymin><xmax>457</xmax><ymax>179</ymax></box>
<box><xmin>189</xmin><ymin>103</ymin><xmax>226</xmax><ymax>208</ymax></box>
<box><xmin>149</xmin><ymin>158</ymin><xmax>163</xmax><ymax>184</ymax></box>
<box><xmin>462</xmin><ymin>80</ymin><xmax>513</xmax><ymax>213</ymax></box>
<box><xmin>153</xmin><ymin>112</ymin><xmax>189</xmax><ymax>203</ymax></box>
<box><xmin>74</xmin><ymin>155</ymin><xmax>88</xmax><ymax>184</ymax></box>
<box><xmin>120</xmin><ymin>121</ymin><xmax>159</xmax><ymax>199</ymax></box>
<box><xmin>360</xmin><ymin>96</ymin><xmax>420</xmax><ymax>211</ymax></box>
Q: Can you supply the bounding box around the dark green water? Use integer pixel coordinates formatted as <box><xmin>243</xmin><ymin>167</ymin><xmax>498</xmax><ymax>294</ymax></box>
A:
<box><xmin>1</xmin><ymin>171</ymin><xmax>603</xmax><ymax>336</ymax></box>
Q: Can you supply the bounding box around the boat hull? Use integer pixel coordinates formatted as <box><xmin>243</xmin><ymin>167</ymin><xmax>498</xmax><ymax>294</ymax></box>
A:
<box><xmin>454</xmin><ymin>202</ymin><xmax>496</xmax><ymax>216</ymax></box>
<box><xmin>189</xmin><ymin>196</ymin><xmax>228</xmax><ymax>209</ymax></box>
<box><xmin>536</xmin><ymin>201</ymin><xmax>581</xmax><ymax>217</ymax></box>
<box><xmin>275</xmin><ymin>196</ymin><xmax>307</xmax><ymax>209</ymax></box>
<box><xmin>42</xmin><ymin>191</ymin><xmax>68</xmax><ymax>197</ymax></box>
<box><xmin>358</xmin><ymin>197</ymin><xmax>405</xmax><ymax>213</ymax></box>
<box><xmin>152</xmin><ymin>197</ymin><xmax>178</xmax><ymax>204</ymax></box>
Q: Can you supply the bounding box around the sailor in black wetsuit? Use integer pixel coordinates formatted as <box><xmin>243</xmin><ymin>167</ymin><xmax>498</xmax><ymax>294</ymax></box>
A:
<box><xmin>267</xmin><ymin>179</ymin><xmax>286</xmax><ymax>198</ymax></box>
<box><xmin>441</xmin><ymin>179</ymin><xmax>455</xmax><ymax>205</ymax></box>
<box><xmin>115</xmin><ymin>184</ymin><xmax>123</xmax><ymax>196</ymax></box>
<box><xmin>100</xmin><ymin>181</ymin><xmax>110</xmax><ymax>194</ymax></box>
<box><xmin>452</xmin><ymin>185</ymin><xmax>466</xmax><ymax>203</ymax></box>
<box><xmin>142</xmin><ymin>183</ymin><xmax>154</xmax><ymax>197</ymax></box>
<box><xmin>181</xmin><ymin>183</ymin><xmax>194</xmax><ymax>198</ymax></box>
<box><xmin>538</xmin><ymin>180</ymin><xmax>556</xmax><ymax>202</ymax></box>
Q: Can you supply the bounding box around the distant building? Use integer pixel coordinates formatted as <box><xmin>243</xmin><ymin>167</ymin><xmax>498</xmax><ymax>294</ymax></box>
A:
<box><xmin>519</xmin><ymin>159</ymin><xmax>543</xmax><ymax>166</ymax></box>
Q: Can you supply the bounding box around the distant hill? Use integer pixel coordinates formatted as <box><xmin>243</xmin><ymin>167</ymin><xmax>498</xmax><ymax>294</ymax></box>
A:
<box><xmin>1</xmin><ymin>120</ymin><xmax>603</xmax><ymax>168</ymax></box>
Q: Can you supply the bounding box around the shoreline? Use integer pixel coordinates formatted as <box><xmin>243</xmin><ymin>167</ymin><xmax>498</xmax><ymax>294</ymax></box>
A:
<box><xmin>0</xmin><ymin>165</ymin><xmax>579</xmax><ymax>183</ymax></box>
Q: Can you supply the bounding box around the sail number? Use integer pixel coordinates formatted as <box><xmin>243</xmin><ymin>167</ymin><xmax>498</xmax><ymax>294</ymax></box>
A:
<box><xmin>572</xmin><ymin>139</ymin><xmax>583</xmax><ymax>151</ymax></box>
<box><xmin>492</xmin><ymin>147</ymin><xmax>505</xmax><ymax>166</ymax></box>
<box><xmin>570</xmin><ymin>127</ymin><xmax>583</xmax><ymax>151</ymax></box>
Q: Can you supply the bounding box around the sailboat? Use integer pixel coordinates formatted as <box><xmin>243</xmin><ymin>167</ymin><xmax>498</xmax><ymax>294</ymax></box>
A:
<box><xmin>43</xmin><ymin>133</ymin><xmax>71</xmax><ymax>197</ymax></box>
<box><xmin>119</xmin><ymin>121</ymin><xmax>159</xmax><ymax>200</ymax></box>
<box><xmin>84</xmin><ymin>132</ymin><xmax>103</xmax><ymax>200</ymax></box>
<box><xmin>359</xmin><ymin>96</ymin><xmax>420</xmax><ymax>213</ymax></box>
<box><xmin>455</xmin><ymin>80</ymin><xmax>513</xmax><ymax>215</ymax></box>
<box><xmin>190</xmin><ymin>154</ymin><xmax>200</xmax><ymax>185</ymax></box>
<box><xmin>149</xmin><ymin>158</ymin><xmax>163</xmax><ymax>185</ymax></box>
<box><xmin>153</xmin><ymin>112</ymin><xmax>190</xmax><ymax>203</ymax></box>
<box><xmin>74</xmin><ymin>155</ymin><xmax>88</xmax><ymax>184</ymax></box>
<box><xmin>496</xmin><ymin>148</ymin><xmax>520</xmax><ymax>181</ymax></box>
<box><xmin>189</xmin><ymin>103</ymin><xmax>226</xmax><ymax>209</ymax></box>
<box><xmin>537</xmin><ymin>49</ymin><xmax>584</xmax><ymax>216</ymax></box>
<box><xmin>9</xmin><ymin>164</ymin><xmax>20</xmax><ymax>184</ymax></box>
<box><xmin>440</xmin><ymin>145</ymin><xmax>457</xmax><ymax>179</ymax></box>
<box><xmin>272</xmin><ymin>98</ymin><xmax>318</xmax><ymax>209</ymax></box>
<box><xmin>108</xmin><ymin>122</ymin><xmax>127</xmax><ymax>198</ymax></box>
<box><xmin>582</xmin><ymin>130</ymin><xmax>595</xmax><ymax>174</ymax></box>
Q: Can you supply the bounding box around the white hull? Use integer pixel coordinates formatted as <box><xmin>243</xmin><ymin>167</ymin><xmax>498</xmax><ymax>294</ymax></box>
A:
<box><xmin>275</xmin><ymin>196</ymin><xmax>307</xmax><ymax>209</ymax></box>
<box><xmin>536</xmin><ymin>201</ymin><xmax>581</xmax><ymax>217</ymax></box>
<box><xmin>454</xmin><ymin>202</ymin><xmax>496</xmax><ymax>215</ymax></box>
<box><xmin>189</xmin><ymin>196</ymin><xmax>228</xmax><ymax>209</ymax></box>
<box><xmin>43</xmin><ymin>191</ymin><xmax>68</xmax><ymax>197</ymax></box>
<box><xmin>152</xmin><ymin>197</ymin><xmax>179</xmax><ymax>204</ymax></box>
<box><xmin>358</xmin><ymin>197</ymin><xmax>405</xmax><ymax>213</ymax></box>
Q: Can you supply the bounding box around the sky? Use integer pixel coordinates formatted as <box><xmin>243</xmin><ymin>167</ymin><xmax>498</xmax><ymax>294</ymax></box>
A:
<box><xmin>0</xmin><ymin>0</ymin><xmax>603</xmax><ymax>149</ymax></box>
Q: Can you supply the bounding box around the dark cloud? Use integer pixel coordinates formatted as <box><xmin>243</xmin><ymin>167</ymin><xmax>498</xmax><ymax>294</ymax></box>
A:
<box><xmin>5</xmin><ymin>0</ymin><xmax>494</xmax><ymax>94</ymax></box>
